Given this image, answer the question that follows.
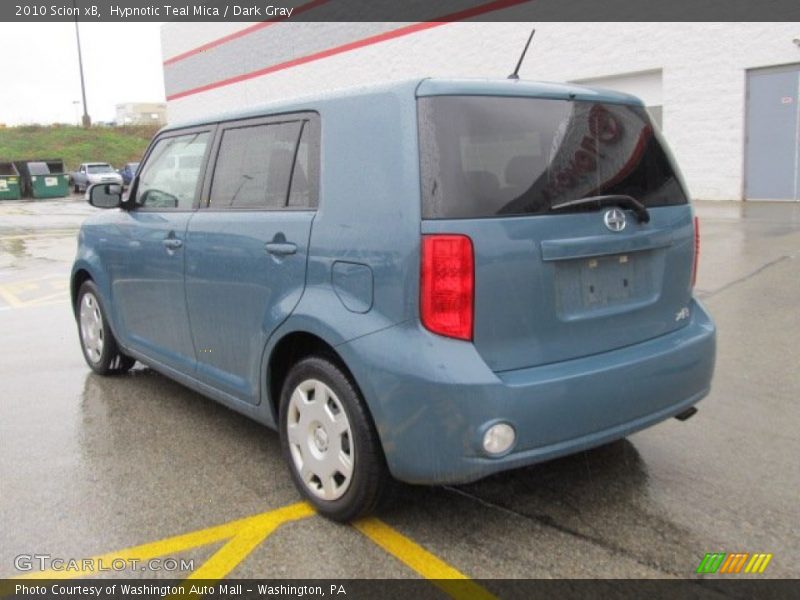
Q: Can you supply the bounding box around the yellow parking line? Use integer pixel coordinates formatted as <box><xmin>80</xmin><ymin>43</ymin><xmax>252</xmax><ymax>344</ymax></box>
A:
<box><xmin>13</xmin><ymin>503</ymin><xmax>314</xmax><ymax>580</ymax></box>
<box><xmin>0</xmin><ymin>280</ymin><xmax>68</xmax><ymax>309</ymax></box>
<box><xmin>0</xmin><ymin>275</ymin><xmax>68</xmax><ymax>308</ymax></box>
<box><xmin>0</xmin><ymin>298</ymin><xmax>68</xmax><ymax>311</ymax></box>
<box><xmin>2</xmin><ymin>273</ymin><xmax>69</xmax><ymax>285</ymax></box>
<box><xmin>0</xmin><ymin>287</ymin><xmax>23</xmax><ymax>308</ymax></box>
<box><xmin>25</xmin><ymin>290</ymin><xmax>69</xmax><ymax>306</ymax></box>
<box><xmin>12</xmin><ymin>502</ymin><xmax>491</xmax><ymax>598</ymax></box>
<box><xmin>1</xmin><ymin>230</ymin><xmax>79</xmax><ymax>241</ymax></box>
<box><xmin>185</xmin><ymin>504</ymin><xmax>314</xmax><ymax>580</ymax></box>
<box><xmin>355</xmin><ymin>519</ymin><xmax>497</xmax><ymax>600</ymax></box>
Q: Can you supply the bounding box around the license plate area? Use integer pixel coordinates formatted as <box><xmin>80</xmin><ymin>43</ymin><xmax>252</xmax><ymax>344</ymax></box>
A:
<box><xmin>554</xmin><ymin>251</ymin><xmax>658</xmax><ymax>318</ymax></box>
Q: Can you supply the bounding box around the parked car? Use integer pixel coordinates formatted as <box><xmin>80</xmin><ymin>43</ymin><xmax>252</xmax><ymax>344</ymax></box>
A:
<box><xmin>117</xmin><ymin>162</ymin><xmax>139</xmax><ymax>186</ymax></box>
<box><xmin>72</xmin><ymin>78</ymin><xmax>716</xmax><ymax>521</ymax></box>
<box><xmin>70</xmin><ymin>162</ymin><xmax>123</xmax><ymax>193</ymax></box>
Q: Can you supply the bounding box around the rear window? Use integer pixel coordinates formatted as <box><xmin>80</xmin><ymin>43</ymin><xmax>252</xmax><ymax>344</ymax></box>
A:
<box><xmin>418</xmin><ymin>96</ymin><xmax>688</xmax><ymax>219</ymax></box>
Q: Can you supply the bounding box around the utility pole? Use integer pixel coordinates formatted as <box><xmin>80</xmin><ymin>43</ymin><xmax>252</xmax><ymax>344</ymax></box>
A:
<box><xmin>73</xmin><ymin>0</ymin><xmax>91</xmax><ymax>128</ymax></box>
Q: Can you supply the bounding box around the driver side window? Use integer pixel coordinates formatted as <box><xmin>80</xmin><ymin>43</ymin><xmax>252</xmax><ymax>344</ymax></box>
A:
<box><xmin>135</xmin><ymin>131</ymin><xmax>210</xmax><ymax>209</ymax></box>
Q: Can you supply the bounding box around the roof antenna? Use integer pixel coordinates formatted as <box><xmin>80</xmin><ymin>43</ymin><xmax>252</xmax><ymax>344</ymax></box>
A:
<box><xmin>508</xmin><ymin>29</ymin><xmax>535</xmax><ymax>80</ymax></box>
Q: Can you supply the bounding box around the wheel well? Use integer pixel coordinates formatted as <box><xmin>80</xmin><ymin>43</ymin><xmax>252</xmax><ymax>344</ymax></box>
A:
<box><xmin>71</xmin><ymin>269</ymin><xmax>92</xmax><ymax>315</ymax></box>
<box><xmin>267</xmin><ymin>332</ymin><xmax>356</xmax><ymax>422</ymax></box>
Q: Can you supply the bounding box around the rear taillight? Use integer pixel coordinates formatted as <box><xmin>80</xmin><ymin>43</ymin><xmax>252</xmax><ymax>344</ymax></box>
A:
<box><xmin>420</xmin><ymin>234</ymin><xmax>474</xmax><ymax>341</ymax></box>
<box><xmin>691</xmin><ymin>216</ymin><xmax>700</xmax><ymax>289</ymax></box>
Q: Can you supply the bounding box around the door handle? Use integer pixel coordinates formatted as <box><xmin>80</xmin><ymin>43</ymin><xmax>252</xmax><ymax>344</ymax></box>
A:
<box><xmin>162</xmin><ymin>238</ymin><xmax>183</xmax><ymax>250</ymax></box>
<box><xmin>265</xmin><ymin>242</ymin><xmax>297</xmax><ymax>256</ymax></box>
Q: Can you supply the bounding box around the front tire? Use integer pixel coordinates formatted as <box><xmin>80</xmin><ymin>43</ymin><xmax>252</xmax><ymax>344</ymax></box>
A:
<box><xmin>279</xmin><ymin>356</ymin><xmax>387</xmax><ymax>522</ymax></box>
<box><xmin>76</xmin><ymin>281</ymin><xmax>135</xmax><ymax>375</ymax></box>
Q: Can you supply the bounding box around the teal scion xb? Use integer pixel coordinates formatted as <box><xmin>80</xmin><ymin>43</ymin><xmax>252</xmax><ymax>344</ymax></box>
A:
<box><xmin>72</xmin><ymin>78</ymin><xmax>715</xmax><ymax>521</ymax></box>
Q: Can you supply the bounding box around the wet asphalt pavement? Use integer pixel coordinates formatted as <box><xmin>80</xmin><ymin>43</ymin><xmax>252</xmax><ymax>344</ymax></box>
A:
<box><xmin>0</xmin><ymin>196</ymin><xmax>798</xmax><ymax>581</ymax></box>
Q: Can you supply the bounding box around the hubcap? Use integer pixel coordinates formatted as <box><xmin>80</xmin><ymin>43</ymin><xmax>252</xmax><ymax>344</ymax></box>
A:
<box><xmin>79</xmin><ymin>292</ymin><xmax>104</xmax><ymax>364</ymax></box>
<box><xmin>286</xmin><ymin>378</ymin><xmax>353</xmax><ymax>501</ymax></box>
<box><xmin>313</xmin><ymin>426</ymin><xmax>328</xmax><ymax>452</ymax></box>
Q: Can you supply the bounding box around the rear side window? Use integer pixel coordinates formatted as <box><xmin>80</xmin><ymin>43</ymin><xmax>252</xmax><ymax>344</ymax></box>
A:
<box><xmin>287</xmin><ymin>123</ymin><xmax>311</xmax><ymax>208</ymax></box>
<box><xmin>210</xmin><ymin>118</ymin><xmax>316</xmax><ymax>210</ymax></box>
<box><xmin>418</xmin><ymin>96</ymin><xmax>688</xmax><ymax>219</ymax></box>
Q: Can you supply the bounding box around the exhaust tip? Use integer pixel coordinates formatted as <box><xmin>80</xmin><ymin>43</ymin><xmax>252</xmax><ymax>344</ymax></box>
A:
<box><xmin>674</xmin><ymin>407</ymin><xmax>698</xmax><ymax>422</ymax></box>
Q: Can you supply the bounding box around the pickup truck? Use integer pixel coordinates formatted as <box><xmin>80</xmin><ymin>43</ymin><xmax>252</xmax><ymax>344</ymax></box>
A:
<box><xmin>70</xmin><ymin>163</ymin><xmax>123</xmax><ymax>193</ymax></box>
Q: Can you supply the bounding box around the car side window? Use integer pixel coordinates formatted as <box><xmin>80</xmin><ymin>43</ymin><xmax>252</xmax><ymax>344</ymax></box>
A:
<box><xmin>210</xmin><ymin>122</ymin><xmax>304</xmax><ymax>210</ymax></box>
<box><xmin>135</xmin><ymin>131</ymin><xmax>210</xmax><ymax>210</ymax></box>
<box><xmin>287</xmin><ymin>122</ymin><xmax>312</xmax><ymax>208</ymax></box>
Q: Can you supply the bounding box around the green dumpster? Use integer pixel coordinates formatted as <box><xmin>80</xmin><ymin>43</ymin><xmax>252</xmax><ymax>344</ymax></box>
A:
<box><xmin>17</xmin><ymin>159</ymin><xmax>69</xmax><ymax>199</ymax></box>
<box><xmin>29</xmin><ymin>160</ymin><xmax>69</xmax><ymax>199</ymax></box>
<box><xmin>0</xmin><ymin>162</ymin><xmax>21</xmax><ymax>200</ymax></box>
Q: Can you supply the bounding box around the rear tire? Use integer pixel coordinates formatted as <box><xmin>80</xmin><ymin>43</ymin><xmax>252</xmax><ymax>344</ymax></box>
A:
<box><xmin>279</xmin><ymin>356</ymin><xmax>387</xmax><ymax>522</ymax></box>
<box><xmin>76</xmin><ymin>281</ymin><xmax>135</xmax><ymax>375</ymax></box>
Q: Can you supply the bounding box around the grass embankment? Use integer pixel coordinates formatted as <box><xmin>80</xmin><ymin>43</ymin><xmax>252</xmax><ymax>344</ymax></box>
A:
<box><xmin>0</xmin><ymin>124</ymin><xmax>159</xmax><ymax>171</ymax></box>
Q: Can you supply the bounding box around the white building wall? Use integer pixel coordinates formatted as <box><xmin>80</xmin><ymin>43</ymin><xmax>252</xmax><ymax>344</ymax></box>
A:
<box><xmin>572</xmin><ymin>70</ymin><xmax>663</xmax><ymax>108</ymax></box>
<box><xmin>162</xmin><ymin>22</ymin><xmax>800</xmax><ymax>200</ymax></box>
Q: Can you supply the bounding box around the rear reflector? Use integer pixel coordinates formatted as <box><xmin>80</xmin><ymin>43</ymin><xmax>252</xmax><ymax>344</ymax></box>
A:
<box><xmin>420</xmin><ymin>234</ymin><xmax>474</xmax><ymax>341</ymax></box>
<box><xmin>692</xmin><ymin>216</ymin><xmax>700</xmax><ymax>288</ymax></box>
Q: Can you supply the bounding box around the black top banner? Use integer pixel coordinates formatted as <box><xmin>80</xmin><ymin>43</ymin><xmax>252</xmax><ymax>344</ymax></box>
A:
<box><xmin>2</xmin><ymin>0</ymin><xmax>800</xmax><ymax>22</ymax></box>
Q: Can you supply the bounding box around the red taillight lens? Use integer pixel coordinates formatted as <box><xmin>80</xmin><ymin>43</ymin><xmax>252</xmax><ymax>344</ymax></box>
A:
<box><xmin>420</xmin><ymin>234</ymin><xmax>474</xmax><ymax>341</ymax></box>
<box><xmin>691</xmin><ymin>216</ymin><xmax>700</xmax><ymax>289</ymax></box>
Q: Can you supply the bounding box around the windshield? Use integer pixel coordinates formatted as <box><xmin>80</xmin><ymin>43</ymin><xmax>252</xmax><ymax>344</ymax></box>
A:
<box><xmin>87</xmin><ymin>164</ymin><xmax>113</xmax><ymax>174</ymax></box>
<box><xmin>418</xmin><ymin>96</ymin><xmax>688</xmax><ymax>219</ymax></box>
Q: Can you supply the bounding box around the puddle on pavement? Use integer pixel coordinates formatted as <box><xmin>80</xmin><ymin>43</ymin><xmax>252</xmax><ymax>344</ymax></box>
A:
<box><xmin>0</xmin><ymin>232</ymin><xmax>78</xmax><ymax>269</ymax></box>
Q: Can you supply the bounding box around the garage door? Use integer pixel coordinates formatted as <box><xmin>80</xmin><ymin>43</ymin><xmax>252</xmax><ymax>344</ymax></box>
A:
<box><xmin>745</xmin><ymin>64</ymin><xmax>800</xmax><ymax>201</ymax></box>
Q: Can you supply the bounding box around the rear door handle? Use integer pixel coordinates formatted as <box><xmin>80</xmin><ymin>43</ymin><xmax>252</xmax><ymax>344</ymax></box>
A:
<box><xmin>162</xmin><ymin>238</ymin><xmax>183</xmax><ymax>250</ymax></box>
<box><xmin>265</xmin><ymin>242</ymin><xmax>297</xmax><ymax>256</ymax></box>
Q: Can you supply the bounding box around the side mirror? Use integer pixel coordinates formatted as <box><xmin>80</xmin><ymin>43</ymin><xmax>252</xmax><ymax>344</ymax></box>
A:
<box><xmin>88</xmin><ymin>183</ymin><xmax>122</xmax><ymax>209</ymax></box>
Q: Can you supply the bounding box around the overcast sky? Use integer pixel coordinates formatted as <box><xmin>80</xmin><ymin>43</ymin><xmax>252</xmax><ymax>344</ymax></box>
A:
<box><xmin>0</xmin><ymin>22</ymin><xmax>165</xmax><ymax>125</ymax></box>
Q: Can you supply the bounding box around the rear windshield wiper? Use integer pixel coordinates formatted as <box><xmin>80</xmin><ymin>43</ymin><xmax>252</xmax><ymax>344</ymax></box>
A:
<box><xmin>550</xmin><ymin>194</ymin><xmax>650</xmax><ymax>223</ymax></box>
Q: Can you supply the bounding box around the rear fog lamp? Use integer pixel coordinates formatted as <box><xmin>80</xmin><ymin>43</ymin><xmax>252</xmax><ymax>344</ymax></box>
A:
<box><xmin>482</xmin><ymin>423</ymin><xmax>516</xmax><ymax>456</ymax></box>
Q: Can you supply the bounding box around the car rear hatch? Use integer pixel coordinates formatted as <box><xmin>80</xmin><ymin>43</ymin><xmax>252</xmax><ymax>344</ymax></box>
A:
<box><xmin>417</xmin><ymin>86</ymin><xmax>696</xmax><ymax>373</ymax></box>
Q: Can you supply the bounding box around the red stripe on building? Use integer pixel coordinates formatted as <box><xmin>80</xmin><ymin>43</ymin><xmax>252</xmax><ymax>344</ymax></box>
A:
<box><xmin>163</xmin><ymin>0</ymin><xmax>332</xmax><ymax>66</ymax></box>
<box><xmin>166</xmin><ymin>0</ymin><xmax>532</xmax><ymax>101</ymax></box>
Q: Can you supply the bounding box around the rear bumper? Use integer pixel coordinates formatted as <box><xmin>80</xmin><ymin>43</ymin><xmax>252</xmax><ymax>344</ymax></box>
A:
<box><xmin>338</xmin><ymin>299</ymin><xmax>716</xmax><ymax>485</ymax></box>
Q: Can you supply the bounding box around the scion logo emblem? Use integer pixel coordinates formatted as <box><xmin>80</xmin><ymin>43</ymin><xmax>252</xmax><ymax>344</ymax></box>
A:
<box><xmin>604</xmin><ymin>208</ymin><xmax>627</xmax><ymax>232</ymax></box>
